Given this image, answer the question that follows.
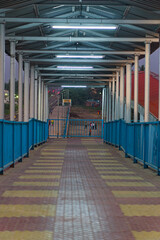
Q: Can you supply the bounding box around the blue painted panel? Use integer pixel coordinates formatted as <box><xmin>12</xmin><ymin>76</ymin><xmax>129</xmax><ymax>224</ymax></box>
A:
<box><xmin>14</xmin><ymin>124</ymin><xmax>21</xmax><ymax>161</ymax></box>
<box><xmin>22</xmin><ymin>123</ymin><xmax>28</xmax><ymax>156</ymax></box>
<box><xmin>145</xmin><ymin>124</ymin><xmax>158</xmax><ymax>169</ymax></box>
<box><xmin>134</xmin><ymin>124</ymin><xmax>144</xmax><ymax>162</ymax></box>
<box><xmin>0</xmin><ymin>121</ymin><xmax>3</xmax><ymax>169</ymax></box>
<box><xmin>126</xmin><ymin>124</ymin><xmax>134</xmax><ymax>157</ymax></box>
<box><xmin>3</xmin><ymin>122</ymin><xmax>13</xmax><ymax>167</ymax></box>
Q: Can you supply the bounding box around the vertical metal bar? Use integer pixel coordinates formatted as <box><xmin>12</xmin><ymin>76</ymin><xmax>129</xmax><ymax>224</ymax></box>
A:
<box><xmin>18</xmin><ymin>54</ymin><xmax>23</xmax><ymax>122</ymax></box>
<box><xmin>126</xmin><ymin>63</ymin><xmax>132</xmax><ymax>123</ymax></box>
<box><xmin>109</xmin><ymin>81</ymin><xmax>112</xmax><ymax>121</ymax></box>
<box><xmin>134</xmin><ymin>55</ymin><xmax>139</xmax><ymax>122</ymax></box>
<box><xmin>112</xmin><ymin>77</ymin><xmax>115</xmax><ymax>121</ymax></box>
<box><xmin>24</xmin><ymin>61</ymin><xmax>30</xmax><ymax>122</ymax></box>
<box><xmin>106</xmin><ymin>86</ymin><xmax>109</xmax><ymax>122</ymax></box>
<box><xmin>34</xmin><ymin>77</ymin><xmax>38</xmax><ymax>119</ymax></box>
<box><xmin>144</xmin><ymin>42</ymin><xmax>150</xmax><ymax>122</ymax></box>
<box><xmin>0</xmin><ymin>24</ymin><xmax>5</xmax><ymax>120</ymax></box>
<box><xmin>116</xmin><ymin>71</ymin><xmax>119</xmax><ymax>120</ymax></box>
<box><xmin>30</xmin><ymin>65</ymin><xmax>35</xmax><ymax>119</ymax></box>
<box><xmin>41</xmin><ymin>81</ymin><xmax>44</xmax><ymax>121</ymax></box>
<box><xmin>10</xmin><ymin>41</ymin><xmax>16</xmax><ymax>121</ymax></box>
<box><xmin>38</xmin><ymin>76</ymin><xmax>41</xmax><ymax>120</ymax></box>
<box><xmin>120</xmin><ymin>66</ymin><xmax>125</xmax><ymax>119</ymax></box>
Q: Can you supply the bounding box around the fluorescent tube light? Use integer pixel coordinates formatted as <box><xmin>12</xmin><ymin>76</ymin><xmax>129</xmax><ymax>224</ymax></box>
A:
<box><xmin>61</xmin><ymin>85</ymin><xmax>87</xmax><ymax>88</ymax></box>
<box><xmin>57</xmin><ymin>66</ymin><xmax>93</xmax><ymax>69</ymax></box>
<box><xmin>52</xmin><ymin>25</ymin><xmax>117</xmax><ymax>30</ymax></box>
<box><xmin>56</xmin><ymin>55</ymin><xmax>103</xmax><ymax>58</ymax></box>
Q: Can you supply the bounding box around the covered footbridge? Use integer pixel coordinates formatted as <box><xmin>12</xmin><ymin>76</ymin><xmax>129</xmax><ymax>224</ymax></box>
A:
<box><xmin>0</xmin><ymin>0</ymin><xmax>160</xmax><ymax>239</ymax></box>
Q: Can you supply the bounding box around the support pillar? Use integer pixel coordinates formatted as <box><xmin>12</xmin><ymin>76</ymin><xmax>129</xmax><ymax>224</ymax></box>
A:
<box><xmin>30</xmin><ymin>65</ymin><xmax>35</xmax><ymax>119</ymax></box>
<box><xmin>120</xmin><ymin>66</ymin><xmax>125</xmax><ymax>119</ymax></box>
<box><xmin>126</xmin><ymin>63</ymin><xmax>132</xmax><ymax>123</ymax></box>
<box><xmin>159</xmin><ymin>37</ymin><xmax>160</xmax><ymax>120</ymax></box>
<box><xmin>41</xmin><ymin>80</ymin><xmax>44</xmax><ymax>121</ymax></box>
<box><xmin>134</xmin><ymin>55</ymin><xmax>139</xmax><ymax>122</ymax></box>
<box><xmin>0</xmin><ymin>24</ymin><xmax>5</xmax><ymax>119</ymax></box>
<box><xmin>18</xmin><ymin>54</ymin><xmax>23</xmax><ymax>122</ymax></box>
<box><xmin>38</xmin><ymin>76</ymin><xmax>41</xmax><ymax>120</ymax></box>
<box><xmin>46</xmin><ymin>85</ymin><xmax>49</xmax><ymax>120</ymax></box>
<box><xmin>102</xmin><ymin>88</ymin><xmax>105</xmax><ymax>121</ymax></box>
<box><xmin>112</xmin><ymin>77</ymin><xmax>115</xmax><ymax>121</ymax></box>
<box><xmin>144</xmin><ymin>42</ymin><xmax>150</xmax><ymax>122</ymax></box>
<box><xmin>10</xmin><ymin>41</ymin><xmax>16</xmax><ymax>121</ymax></box>
<box><xmin>116</xmin><ymin>71</ymin><xmax>119</xmax><ymax>120</ymax></box>
<box><xmin>109</xmin><ymin>81</ymin><xmax>112</xmax><ymax>121</ymax></box>
<box><xmin>34</xmin><ymin>70</ymin><xmax>38</xmax><ymax>119</ymax></box>
<box><xmin>24</xmin><ymin>61</ymin><xmax>30</xmax><ymax>122</ymax></box>
<box><xmin>106</xmin><ymin>86</ymin><xmax>109</xmax><ymax>122</ymax></box>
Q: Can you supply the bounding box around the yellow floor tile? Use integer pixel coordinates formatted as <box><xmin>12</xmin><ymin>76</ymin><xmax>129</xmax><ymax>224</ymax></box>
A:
<box><xmin>88</xmin><ymin>153</ymin><xmax>111</xmax><ymax>155</ymax></box>
<box><xmin>95</xmin><ymin>167</ymin><xmax>128</xmax><ymax>170</ymax></box>
<box><xmin>19</xmin><ymin>175</ymin><xmax>60</xmax><ymax>179</ymax></box>
<box><xmin>132</xmin><ymin>231</ymin><xmax>160</xmax><ymax>240</ymax></box>
<box><xmin>0</xmin><ymin>231</ymin><xmax>53</xmax><ymax>240</ymax></box>
<box><xmin>99</xmin><ymin>171</ymin><xmax>135</xmax><ymax>174</ymax></box>
<box><xmin>29</xmin><ymin>167</ymin><xmax>62</xmax><ymax>169</ymax></box>
<box><xmin>102</xmin><ymin>176</ymin><xmax>143</xmax><ymax>180</ymax></box>
<box><xmin>36</xmin><ymin>160</ymin><xmax>63</xmax><ymax>163</ymax></box>
<box><xmin>13</xmin><ymin>182</ymin><xmax>59</xmax><ymax>187</ymax></box>
<box><xmin>33</xmin><ymin>163</ymin><xmax>63</xmax><ymax>166</ymax></box>
<box><xmin>120</xmin><ymin>204</ymin><xmax>160</xmax><ymax>216</ymax></box>
<box><xmin>0</xmin><ymin>204</ymin><xmax>56</xmax><ymax>217</ymax></box>
<box><xmin>40</xmin><ymin>157</ymin><xmax>64</xmax><ymax>159</ymax></box>
<box><xmin>106</xmin><ymin>181</ymin><xmax>154</xmax><ymax>187</ymax></box>
<box><xmin>41</xmin><ymin>152</ymin><xmax>64</xmax><ymax>155</ymax></box>
<box><xmin>91</xmin><ymin>160</ymin><xmax>118</xmax><ymax>163</ymax></box>
<box><xmin>3</xmin><ymin>190</ymin><xmax>58</xmax><ymax>198</ymax></box>
<box><xmin>25</xmin><ymin>170</ymin><xmax>61</xmax><ymax>173</ymax></box>
<box><xmin>93</xmin><ymin>163</ymin><xmax>123</xmax><ymax>166</ymax></box>
<box><xmin>87</xmin><ymin>149</ymin><xmax>109</xmax><ymax>151</ymax></box>
<box><xmin>112</xmin><ymin>191</ymin><xmax>160</xmax><ymax>198</ymax></box>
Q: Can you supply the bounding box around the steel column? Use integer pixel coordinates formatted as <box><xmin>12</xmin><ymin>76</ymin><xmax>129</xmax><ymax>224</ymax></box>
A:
<box><xmin>46</xmin><ymin>85</ymin><xmax>49</xmax><ymax>120</ymax></box>
<box><xmin>18</xmin><ymin>54</ymin><xmax>23</xmax><ymax>121</ymax></box>
<box><xmin>116</xmin><ymin>71</ymin><xmax>119</xmax><ymax>120</ymax></box>
<box><xmin>10</xmin><ymin>41</ymin><xmax>16</xmax><ymax>121</ymax></box>
<box><xmin>144</xmin><ymin>42</ymin><xmax>150</xmax><ymax>122</ymax></box>
<box><xmin>120</xmin><ymin>66</ymin><xmax>125</xmax><ymax>119</ymax></box>
<box><xmin>106</xmin><ymin>86</ymin><xmax>109</xmax><ymax>122</ymax></box>
<box><xmin>109</xmin><ymin>81</ymin><xmax>112</xmax><ymax>121</ymax></box>
<box><xmin>34</xmin><ymin>70</ymin><xmax>38</xmax><ymax>119</ymax></box>
<box><xmin>134</xmin><ymin>55</ymin><xmax>139</xmax><ymax>122</ymax></box>
<box><xmin>0</xmin><ymin>24</ymin><xmax>5</xmax><ymax>119</ymax></box>
<box><xmin>38</xmin><ymin>75</ymin><xmax>41</xmax><ymax>120</ymax></box>
<box><xmin>102</xmin><ymin>88</ymin><xmax>105</xmax><ymax>121</ymax></box>
<box><xmin>24</xmin><ymin>61</ymin><xmax>30</xmax><ymax>122</ymax></box>
<box><xmin>112</xmin><ymin>78</ymin><xmax>115</xmax><ymax>121</ymax></box>
<box><xmin>126</xmin><ymin>63</ymin><xmax>132</xmax><ymax>123</ymax></box>
<box><xmin>159</xmin><ymin>37</ymin><xmax>160</xmax><ymax>120</ymax></box>
<box><xmin>41</xmin><ymin>80</ymin><xmax>44</xmax><ymax>121</ymax></box>
<box><xmin>30</xmin><ymin>65</ymin><xmax>35</xmax><ymax>119</ymax></box>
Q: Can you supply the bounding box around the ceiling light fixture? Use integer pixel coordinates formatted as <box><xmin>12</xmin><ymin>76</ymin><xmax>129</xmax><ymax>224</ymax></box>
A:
<box><xmin>57</xmin><ymin>66</ymin><xmax>93</xmax><ymax>69</ymax></box>
<box><xmin>61</xmin><ymin>85</ymin><xmax>87</xmax><ymax>88</ymax></box>
<box><xmin>56</xmin><ymin>55</ymin><xmax>103</xmax><ymax>58</ymax></box>
<box><xmin>52</xmin><ymin>25</ymin><xmax>117</xmax><ymax>30</ymax></box>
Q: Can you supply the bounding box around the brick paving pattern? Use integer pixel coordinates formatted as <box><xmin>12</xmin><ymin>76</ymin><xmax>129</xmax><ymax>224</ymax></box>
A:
<box><xmin>0</xmin><ymin>138</ymin><xmax>160</xmax><ymax>239</ymax></box>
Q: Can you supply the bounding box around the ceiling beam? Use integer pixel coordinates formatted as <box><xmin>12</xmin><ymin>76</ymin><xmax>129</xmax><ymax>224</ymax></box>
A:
<box><xmin>6</xmin><ymin>36</ymin><xmax>158</xmax><ymax>42</ymax></box>
<box><xmin>37</xmin><ymin>67</ymin><xmax>120</xmax><ymax>71</ymax></box>
<box><xmin>17</xmin><ymin>50</ymin><xmax>145</xmax><ymax>55</ymax></box>
<box><xmin>40</xmin><ymin>73</ymin><xmax>116</xmax><ymax>77</ymax></box>
<box><xmin>2</xmin><ymin>18</ymin><xmax>160</xmax><ymax>24</ymax></box>
<box><xmin>43</xmin><ymin>78</ymin><xmax>111</xmax><ymax>82</ymax></box>
<box><xmin>26</xmin><ymin>58</ymin><xmax>135</xmax><ymax>63</ymax></box>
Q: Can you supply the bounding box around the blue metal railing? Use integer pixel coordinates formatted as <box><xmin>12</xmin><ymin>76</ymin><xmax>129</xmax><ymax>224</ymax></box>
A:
<box><xmin>63</xmin><ymin>107</ymin><xmax>70</xmax><ymax>138</ymax></box>
<box><xmin>0</xmin><ymin>118</ymin><xmax>48</xmax><ymax>173</ymax></box>
<box><xmin>104</xmin><ymin>119</ymin><xmax>160</xmax><ymax>175</ymax></box>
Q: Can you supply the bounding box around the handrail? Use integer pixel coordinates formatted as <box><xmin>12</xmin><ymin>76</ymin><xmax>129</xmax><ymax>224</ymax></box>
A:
<box><xmin>63</xmin><ymin>107</ymin><xmax>70</xmax><ymax>138</ymax></box>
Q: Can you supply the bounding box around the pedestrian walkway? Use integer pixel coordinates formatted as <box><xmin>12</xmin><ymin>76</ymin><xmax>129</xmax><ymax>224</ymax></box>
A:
<box><xmin>0</xmin><ymin>138</ymin><xmax>160</xmax><ymax>239</ymax></box>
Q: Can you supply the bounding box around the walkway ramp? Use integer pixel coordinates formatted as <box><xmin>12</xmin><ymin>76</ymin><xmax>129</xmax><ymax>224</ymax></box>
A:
<box><xmin>0</xmin><ymin>139</ymin><xmax>160</xmax><ymax>239</ymax></box>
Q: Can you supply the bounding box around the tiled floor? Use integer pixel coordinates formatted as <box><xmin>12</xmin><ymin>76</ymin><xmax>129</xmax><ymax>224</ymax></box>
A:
<box><xmin>1</xmin><ymin>138</ymin><xmax>160</xmax><ymax>239</ymax></box>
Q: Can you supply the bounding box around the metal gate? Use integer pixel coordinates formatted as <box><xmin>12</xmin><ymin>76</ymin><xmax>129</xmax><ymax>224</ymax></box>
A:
<box><xmin>48</xmin><ymin>119</ymin><xmax>103</xmax><ymax>138</ymax></box>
